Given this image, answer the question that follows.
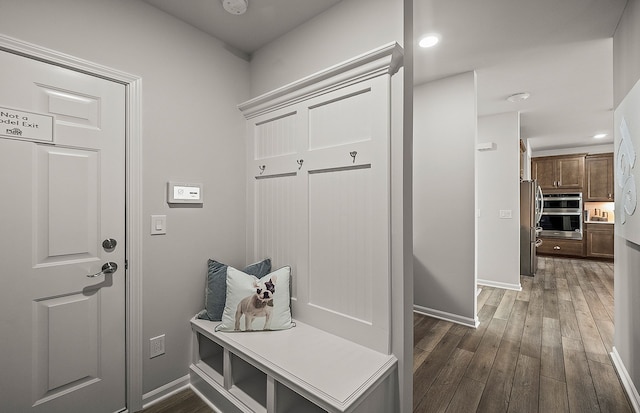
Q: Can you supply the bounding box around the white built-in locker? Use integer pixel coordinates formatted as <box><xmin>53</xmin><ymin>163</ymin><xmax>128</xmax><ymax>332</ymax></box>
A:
<box><xmin>240</xmin><ymin>43</ymin><xmax>402</xmax><ymax>354</ymax></box>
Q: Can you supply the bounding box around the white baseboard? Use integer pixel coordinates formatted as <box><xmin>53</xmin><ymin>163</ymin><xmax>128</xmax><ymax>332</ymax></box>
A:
<box><xmin>413</xmin><ymin>305</ymin><xmax>479</xmax><ymax>328</ymax></box>
<box><xmin>477</xmin><ymin>279</ymin><xmax>522</xmax><ymax>291</ymax></box>
<box><xmin>611</xmin><ymin>347</ymin><xmax>640</xmax><ymax>413</ymax></box>
<box><xmin>142</xmin><ymin>374</ymin><xmax>190</xmax><ymax>409</ymax></box>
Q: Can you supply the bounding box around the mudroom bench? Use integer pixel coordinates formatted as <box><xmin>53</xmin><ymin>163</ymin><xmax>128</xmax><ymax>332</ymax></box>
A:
<box><xmin>190</xmin><ymin>317</ymin><xmax>397</xmax><ymax>413</ymax></box>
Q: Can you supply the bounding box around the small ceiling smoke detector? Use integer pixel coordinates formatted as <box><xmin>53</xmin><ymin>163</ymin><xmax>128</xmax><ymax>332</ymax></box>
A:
<box><xmin>506</xmin><ymin>92</ymin><xmax>531</xmax><ymax>103</ymax></box>
<box><xmin>222</xmin><ymin>0</ymin><xmax>247</xmax><ymax>15</ymax></box>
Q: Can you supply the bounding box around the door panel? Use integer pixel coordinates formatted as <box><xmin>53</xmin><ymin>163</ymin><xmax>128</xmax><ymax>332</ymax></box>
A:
<box><xmin>0</xmin><ymin>51</ymin><xmax>125</xmax><ymax>413</ymax></box>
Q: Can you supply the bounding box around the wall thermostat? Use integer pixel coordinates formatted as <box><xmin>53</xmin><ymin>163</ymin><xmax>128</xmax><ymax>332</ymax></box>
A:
<box><xmin>167</xmin><ymin>182</ymin><xmax>203</xmax><ymax>204</ymax></box>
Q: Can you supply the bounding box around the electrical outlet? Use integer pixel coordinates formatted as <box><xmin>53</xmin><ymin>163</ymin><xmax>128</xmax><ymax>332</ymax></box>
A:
<box><xmin>150</xmin><ymin>334</ymin><xmax>165</xmax><ymax>358</ymax></box>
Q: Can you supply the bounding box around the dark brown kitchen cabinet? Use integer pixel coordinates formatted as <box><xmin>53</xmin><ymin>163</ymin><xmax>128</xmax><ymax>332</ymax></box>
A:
<box><xmin>585</xmin><ymin>223</ymin><xmax>614</xmax><ymax>259</ymax></box>
<box><xmin>585</xmin><ymin>153</ymin><xmax>614</xmax><ymax>201</ymax></box>
<box><xmin>532</xmin><ymin>154</ymin><xmax>585</xmax><ymax>192</ymax></box>
<box><xmin>537</xmin><ymin>237</ymin><xmax>585</xmax><ymax>257</ymax></box>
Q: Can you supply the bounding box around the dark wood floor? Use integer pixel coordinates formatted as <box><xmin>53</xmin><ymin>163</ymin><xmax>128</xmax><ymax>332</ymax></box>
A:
<box><xmin>141</xmin><ymin>257</ymin><xmax>631</xmax><ymax>413</ymax></box>
<box><xmin>414</xmin><ymin>256</ymin><xmax>631</xmax><ymax>413</ymax></box>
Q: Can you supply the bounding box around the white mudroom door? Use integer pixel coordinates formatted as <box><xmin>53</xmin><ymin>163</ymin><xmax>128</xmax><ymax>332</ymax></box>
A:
<box><xmin>0</xmin><ymin>50</ymin><xmax>127</xmax><ymax>413</ymax></box>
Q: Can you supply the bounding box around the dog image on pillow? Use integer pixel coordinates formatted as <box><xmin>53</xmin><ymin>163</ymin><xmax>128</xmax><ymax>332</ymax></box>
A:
<box><xmin>234</xmin><ymin>275</ymin><xmax>277</xmax><ymax>331</ymax></box>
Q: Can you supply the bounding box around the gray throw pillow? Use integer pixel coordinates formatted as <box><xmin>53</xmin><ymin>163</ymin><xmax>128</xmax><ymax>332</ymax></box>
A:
<box><xmin>197</xmin><ymin>258</ymin><xmax>271</xmax><ymax>321</ymax></box>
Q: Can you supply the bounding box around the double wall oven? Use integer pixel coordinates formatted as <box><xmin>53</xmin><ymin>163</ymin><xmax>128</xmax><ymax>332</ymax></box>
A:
<box><xmin>539</xmin><ymin>193</ymin><xmax>583</xmax><ymax>239</ymax></box>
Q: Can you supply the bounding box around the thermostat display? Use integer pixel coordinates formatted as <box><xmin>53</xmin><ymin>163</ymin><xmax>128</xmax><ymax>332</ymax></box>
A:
<box><xmin>167</xmin><ymin>182</ymin><xmax>203</xmax><ymax>204</ymax></box>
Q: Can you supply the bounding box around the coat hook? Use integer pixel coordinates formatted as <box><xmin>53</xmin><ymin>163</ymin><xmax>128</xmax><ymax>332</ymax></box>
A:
<box><xmin>297</xmin><ymin>159</ymin><xmax>304</xmax><ymax>170</ymax></box>
<box><xmin>350</xmin><ymin>151</ymin><xmax>357</xmax><ymax>163</ymax></box>
<box><xmin>259</xmin><ymin>165</ymin><xmax>266</xmax><ymax>175</ymax></box>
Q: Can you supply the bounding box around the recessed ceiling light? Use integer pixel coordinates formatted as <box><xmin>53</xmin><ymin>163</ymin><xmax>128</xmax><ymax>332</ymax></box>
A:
<box><xmin>593</xmin><ymin>133</ymin><xmax>607</xmax><ymax>139</ymax></box>
<box><xmin>419</xmin><ymin>34</ymin><xmax>440</xmax><ymax>48</ymax></box>
<box><xmin>506</xmin><ymin>92</ymin><xmax>531</xmax><ymax>103</ymax></box>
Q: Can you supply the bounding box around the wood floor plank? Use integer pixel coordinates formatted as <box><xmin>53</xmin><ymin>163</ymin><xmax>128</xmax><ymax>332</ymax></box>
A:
<box><xmin>464</xmin><ymin>318</ymin><xmax>507</xmax><ymax>383</ymax></box>
<box><xmin>569</xmin><ymin>284</ymin><xmax>611</xmax><ymax>365</ymax></box>
<box><xmin>517</xmin><ymin>276</ymin><xmax>532</xmax><ymax>302</ymax></box>
<box><xmin>558</xmin><ymin>299</ymin><xmax>581</xmax><ymax>340</ymax></box>
<box><xmin>593</xmin><ymin>317</ymin><xmax>614</xmax><ymax>353</ymax></box>
<box><xmin>414</xmin><ymin>347</ymin><xmax>431</xmax><ymax>373</ymax></box>
<box><xmin>475</xmin><ymin>339</ymin><xmax>520</xmax><ymax>413</ymax></box>
<box><xmin>494</xmin><ymin>289</ymin><xmax>518</xmax><ymax>320</ymax></box>
<box><xmin>414</xmin><ymin>316</ymin><xmax>440</xmax><ymax>346</ymax></box>
<box><xmin>520</xmin><ymin>281</ymin><xmax>543</xmax><ymax>359</ymax></box>
<box><xmin>506</xmin><ymin>353</ymin><xmax>540</xmax><ymax>413</ymax></box>
<box><xmin>486</xmin><ymin>288</ymin><xmax>506</xmax><ymax>307</ymax></box>
<box><xmin>141</xmin><ymin>389</ymin><xmax>213</xmax><ymax>413</ymax></box>
<box><xmin>414</xmin><ymin>329</ymin><xmax>466</xmax><ymax>410</ymax></box>
<box><xmin>543</xmin><ymin>287</ymin><xmax>560</xmax><ymax>320</ymax></box>
<box><xmin>588</xmin><ymin>359</ymin><xmax>634</xmax><ymax>413</ymax></box>
<box><xmin>539</xmin><ymin>376</ymin><xmax>569</xmax><ymax>413</ymax></box>
<box><xmin>457</xmin><ymin>304</ymin><xmax>498</xmax><ymax>352</ymax></box>
<box><xmin>556</xmin><ymin>277</ymin><xmax>572</xmax><ymax>301</ymax></box>
<box><xmin>541</xmin><ymin>316</ymin><xmax>565</xmax><ymax>381</ymax></box>
<box><xmin>445</xmin><ymin>376</ymin><xmax>485</xmax><ymax>413</ymax></box>
<box><xmin>477</xmin><ymin>287</ymin><xmax>494</xmax><ymax>311</ymax></box>
<box><xmin>562</xmin><ymin>336</ymin><xmax>601</xmax><ymax>413</ymax></box>
<box><xmin>416</xmin><ymin>320</ymin><xmax>453</xmax><ymax>352</ymax></box>
<box><xmin>502</xmin><ymin>299</ymin><xmax>528</xmax><ymax>344</ymax></box>
<box><xmin>414</xmin><ymin>347</ymin><xmax>474</xmax><ymax>413</ymax></box>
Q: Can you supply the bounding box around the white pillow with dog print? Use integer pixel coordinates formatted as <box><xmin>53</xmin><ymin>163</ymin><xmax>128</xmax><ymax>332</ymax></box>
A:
<box><xmin>217</xmin><ymin>266</ymin><xmax>293</xmax><ymax>332</ymax></box>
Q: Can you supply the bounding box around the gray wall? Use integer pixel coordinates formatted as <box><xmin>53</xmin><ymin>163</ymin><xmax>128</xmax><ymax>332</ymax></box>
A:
<box><xmin>249</xmin><ymin>0</ymin><xmax>403</xmax><ymax>98</ymax></box>
<box><xmin>477</xmin><ymin>113</ymin><xmax>521</xmax><ymax>289</ymax></box>
<box><xmin>613</xmin><ymin>0</ymin><xmax>640</xmax><ymax>402</ymax></box>
<box><xmin>413</xmin><ymin>72</ymin><xmax>477</xmax><ymax>325</ymax></box>
<box><xmin>0</xmin><ymin>0</ymin><xmax>249</xmax><ymax>396</ymax></box>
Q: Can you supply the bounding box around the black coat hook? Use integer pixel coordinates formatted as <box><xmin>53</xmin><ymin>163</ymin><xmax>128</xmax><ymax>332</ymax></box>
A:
<box><xmin>350</xmin><ymin>151</ymin><xmax>357</xmax><ymax>163</ymax></box>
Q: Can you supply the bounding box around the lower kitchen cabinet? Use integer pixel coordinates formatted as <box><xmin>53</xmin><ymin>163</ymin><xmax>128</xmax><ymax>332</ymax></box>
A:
<box><xmin>585</xmin><ymin>223</ymin><xmax>614</xmax><ymax>259</ymax></box>
<box><xmin>537</xmin><ymin>238</ymin><xmax>585</xmax><ymax>257</ymax></box>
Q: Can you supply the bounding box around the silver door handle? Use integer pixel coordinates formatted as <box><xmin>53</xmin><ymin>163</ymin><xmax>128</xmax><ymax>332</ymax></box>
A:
<box><xmin>87</xmin><ymin>262</ymin><xmax>118</xmax><ymax>278</ymax></box>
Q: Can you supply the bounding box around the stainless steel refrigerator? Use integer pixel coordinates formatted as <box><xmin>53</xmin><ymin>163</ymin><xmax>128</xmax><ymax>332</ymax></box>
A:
<box><xmin>520</xmin><ymin>180</ymin><xmax>543</xmax><ymax>276</ymax></box>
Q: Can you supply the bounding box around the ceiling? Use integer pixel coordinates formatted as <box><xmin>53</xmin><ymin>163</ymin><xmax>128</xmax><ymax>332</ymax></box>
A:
<box><xmin>143</xmin><ymin>0</ymin><xmax>628</xmax><ymax>152</ymax></box>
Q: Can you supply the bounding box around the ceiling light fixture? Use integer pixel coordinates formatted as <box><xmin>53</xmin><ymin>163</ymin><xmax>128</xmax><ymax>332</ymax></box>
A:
<box><xmin>221</xmin><ymin>0</ymin><xmax>247</xmax><ymax>15</ymax></box>
<box><xmin>593</xmin><ymin>133</ymin><xmax>607</xmax><ymax>139</ymax></box>
<box><xmin>506</xmin><ymin>92</ymin><xmax>531</xmax><ymax>103</ymax></box>
<box><xmin>419</xmin><ymin>34</ymin><xmax>440</xmax><ymax>48</ymax></box>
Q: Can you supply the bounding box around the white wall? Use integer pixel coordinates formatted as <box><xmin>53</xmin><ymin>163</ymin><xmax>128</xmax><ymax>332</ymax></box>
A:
<box><xmin>477</xmin><ymin>113</ymin><xmax>521</xmax><ymax>290</ymax></box>
<box><xmin>612</xmin><ymin>0</ymin><xmax>640</xmax><ymax>407</ymax></box>
<box><xmin>413</xmin><ymin>72</ymin><xmax>478</xmax><ymax>326</ymax></box>
<box><xmin>0</xmin><ymin>0</ymin><xmax>250</xmax><ymax>399</ymax></box>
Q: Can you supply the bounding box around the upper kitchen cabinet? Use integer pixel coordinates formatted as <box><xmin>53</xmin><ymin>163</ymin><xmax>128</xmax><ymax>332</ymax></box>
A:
<box><xmin>532</xmin><ymin>154</ymin><xmax>585</xmax><ymax>192</ymax></box>
<box><xmin>585</xmin><ymin>153</ymin><xmax>614</xmax><ymax>201</ymax></box>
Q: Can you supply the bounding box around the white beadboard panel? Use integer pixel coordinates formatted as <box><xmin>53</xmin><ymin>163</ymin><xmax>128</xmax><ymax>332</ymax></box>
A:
<box><xmin>35</xmin><ymin>146</ymin><xmax>99</xmax><ymax>266</ymax></box>
<box><xmin>33</xmin><ymin>293</ymin><xmax>99</xmax><ymax>404</ymax></box>
<box><xmin>254</xmin><ymin>173</ymin><xmax>298</xmax><ymax>298</ymax></box>
<box><xmin>308</xmin><ymin>87</ymin><xmax>373</xmax><ymax>150</ymax></box>
<box><xmin>307</xmin><ymin>165</ymin><xmax>374</xmax><ymax>322</ymax></box>
<box><xmin>254</xmin><ymin>111</ymin><xmax>298</xmax><ymax>160</ymax></box>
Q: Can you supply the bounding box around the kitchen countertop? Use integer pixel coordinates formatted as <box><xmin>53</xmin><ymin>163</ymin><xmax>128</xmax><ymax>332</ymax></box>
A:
<box><xmin>585</xmin><ymin>220</ymin><xmax>614</xmax><ymax>225</ymax></box>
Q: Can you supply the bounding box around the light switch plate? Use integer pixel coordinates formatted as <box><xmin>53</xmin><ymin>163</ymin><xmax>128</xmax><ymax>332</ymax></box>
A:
<box><xmin>499</xmin><ymin>210</ymin><xmax>512</xmax><ymax>219</ymax></box>
<box><xmin>151</xmin><ymin>215</ymin><xmax>167</xmax><ymax>235</ymax></box>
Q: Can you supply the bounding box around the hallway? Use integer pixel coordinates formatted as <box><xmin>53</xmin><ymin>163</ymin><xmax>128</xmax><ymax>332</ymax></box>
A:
<box><xmin>413</xmin><ymin>256</ymin><xmax>631</xmax><ymax>412</ymax></box>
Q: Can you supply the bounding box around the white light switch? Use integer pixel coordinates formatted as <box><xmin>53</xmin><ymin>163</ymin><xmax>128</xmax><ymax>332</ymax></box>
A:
<box><xmin>499</xmin><ymin>210</ymin><xmax>512</xmax><ymax>219</ymax></box>
<box><xmin>151</xmin><ymin>215</ymin><xmax>166</xmax><ymax>235</ymax></box>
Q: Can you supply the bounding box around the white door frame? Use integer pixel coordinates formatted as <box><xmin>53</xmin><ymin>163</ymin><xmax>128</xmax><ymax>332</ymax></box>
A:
<box><xmin>0</xmin><ymin>34</ymin><xmax>144</xmax><ymax>413</ymax></box>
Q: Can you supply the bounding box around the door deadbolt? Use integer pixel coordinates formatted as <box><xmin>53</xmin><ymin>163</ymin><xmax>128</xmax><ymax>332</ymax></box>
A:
<box><xmin>102</xmin><ymin>238</ymin><xmax>117</xmax><ymax>251</ymax></box>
